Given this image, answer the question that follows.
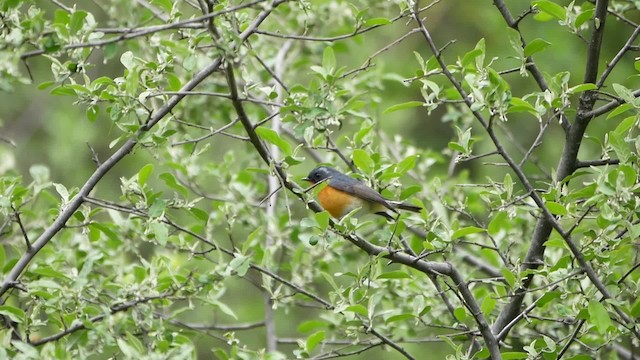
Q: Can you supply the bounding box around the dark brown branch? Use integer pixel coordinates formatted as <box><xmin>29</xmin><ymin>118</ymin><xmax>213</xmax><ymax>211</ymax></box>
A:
<box><xmin>575</xmin><ymin>158</ymin><xmax>620</xmax><ymax>168</ymax></box>
<box><xmin>253</xmin><ymin>1</ymin><xmax>439</xmax><ymax>43</ymax></box>
<box><xmin>585</xmin><ymin>89</ymin><xmax>640</xmax><ymax>119</ymax></box>
<box><xmin>424</xmin><ymin>0</ymin><xmax>639</xmax><ymax>343</ymax></box>
<box><xmin>596</xmin><ymin>25</ymin><xmax>640</xmax><ymax>87</ymax></box>
<box><xmin>20</xmin><ymin>0</ymin><xmax>267</xmax><ymax>59</ymax></box>
<box><xmin>11</xmin><ymin>206</ymin><xmax>31</xmax><ymax>251</ymax></box>
<box><xmin>492</xmin><ymin>0</ymin><xmax>570</xmax><ymax>131</ymax></box>
<box><xmin>0</xmin><ymin>0</ymin><xmax>279</xmax><ymax>300</ymax></box>
<box><xmin>31</xmin><ymin>289</ymin><xmax>180</xmax><ymax>346</ymax></box>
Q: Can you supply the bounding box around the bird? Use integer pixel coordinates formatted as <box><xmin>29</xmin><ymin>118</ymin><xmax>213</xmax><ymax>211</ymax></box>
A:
<box><xmin>302</xmin><ymin>166</ymin><xmax>422</xmax><ymax>220</ymax></box>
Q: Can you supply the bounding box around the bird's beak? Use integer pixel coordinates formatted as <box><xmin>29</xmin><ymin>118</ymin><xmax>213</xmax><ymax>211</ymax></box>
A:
<box><xmin>302</xmin><ymin>177</ymin><xmax>311</xmax><ymax>182</ymax></box>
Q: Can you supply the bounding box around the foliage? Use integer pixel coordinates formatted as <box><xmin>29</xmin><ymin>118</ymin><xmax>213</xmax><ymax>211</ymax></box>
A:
<box><xmin>0</xmin><ymin>0</ymin><xmax>639</xmax><ymax>359</ymax></box>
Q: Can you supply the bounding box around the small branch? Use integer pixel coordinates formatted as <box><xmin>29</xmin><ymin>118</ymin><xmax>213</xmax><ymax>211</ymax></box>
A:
<box><xmin>518</xmin><ymin>116</ymin><xmax>552</xmax><ymax>169</ymax></box>
<box><xmin>86</xmin><ymin>142</ymin><xmax>101</xmax><ymax>167</ymax></box>
<box><xmin>20</xmin><ymin>0</ymin><xmax>267</xmax><ymax>59</ymax></box>
<box><xmin>575</xmin><ymin>158</ymin><xmax>620</xmax><ymax>168</ymax></box>
<box><xmin>11</xmin><ymin>206</ymin><xmax>31</xmax><ymax>251</ymax></box>
<box><xmin>596</xmin><ymin>25</ymin><xmax>640</xmax><ymax>87</ymax></box>
<box><xmin>341</xmin><ymin>28</ymin><xmax>421</xmax><ymax>79</ymax></box>
<box><xmin>456</xmin><ymin>150</ymin><xmax>498</xmax><ymax>163</ymax></box>
<box><xmin>0</xmin><ymin>137</ymin><xmax>16</xmax><ymax>148</ymax></box>
<box><xmin>171</xmin><ymin>119</ymin><xmax>240</xmax><ymax>146</ymax></box>
<box><xmin>163</xmin><ymin>316</ymin><xmax>265</xmax><ymax>331</ymax></box>
<box><xmin>368</xmin><ymin>327</ymin><xmax>415</xmax><ymax>360</ymax></box>
<box><xmin>253</xmin><ymin>1</ymin><xmax>439</xmax><ymax>43</ymax></box>
<box><xmin>50</xmin><ymin>0</ymin><xmax>73</xmax><ymax>12</ymax></box>
<box><xmin>0</xmin><ymin>1</ymin><xmax>277</xmax><ymax>299</ymax></box>
<box><xmin>496</xmin><ymin>284</ymin><xmax>561</xmax><ymax>342</ymax></box>
<box><xmin>150</xmin><ymin>91</ymin><xmax>283</xmax><ymax>107</ymax></box>
<box><xmin>31</xmin><ymin>288</ymin><xmax>182</xmax><ymax>346</ymax></box>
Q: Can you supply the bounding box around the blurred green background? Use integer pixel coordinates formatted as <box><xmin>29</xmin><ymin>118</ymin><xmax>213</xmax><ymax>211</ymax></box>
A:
<box><xmin>1</xmin><ymin>0</ymin><xmax>638</xmax><ymax>358</ymax></box>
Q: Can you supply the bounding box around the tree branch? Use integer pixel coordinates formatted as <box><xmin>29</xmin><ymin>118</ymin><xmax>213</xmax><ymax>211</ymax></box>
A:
<box><xmin>20</xmin><ymin>0</ymin><xmax>268</xmax><ymax>59</ymax></box>
<box><xmin>0</xmin><ymin>0</ymin><xmax>281</xmax><ymax>301</ymax></box>
<box><xmin>30</xmin><ymin>288</ymin><xmax>183</xmax><ymax>346</ymax></box>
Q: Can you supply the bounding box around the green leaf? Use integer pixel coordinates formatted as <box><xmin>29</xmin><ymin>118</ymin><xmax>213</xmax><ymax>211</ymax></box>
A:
<box><xmin>377</xmin><ymin>271</ymin><xmax>411</xmax><ymax>279</ymax></box>
<box><xmin>0</xmin><ymin>245</ymin><xmax>5</xmax><ymax>270</ymax></box>
<box><xmin>508</xmin><ymin>97</ymin><xmax>537</xmax><ymax>114</ymax></box>
<box><xmin>448</xmin><ymin>142</ymin><xmax>466</xmax><ymax>153</ymax></box>
<box><xmin>502</xmin><ymin>352</ymin><xmax>528</xmax><ymax>360</ymax></box>
<box><xmin>148</xmin><ymin>222</ymin><xmax>168</xmax><ymax>245</ymax></box>
<box><xmin>385</xmin><ymin>314</ymin><xmax>414</xmax><ymax>324</ymax></box>
<box><xmin>588</xmin><ymin>300</ymin><xmax>611</xmax><ymax>334</ymax></box>
<box><xmin>117</xmin><ymin>337</ymin><xmax>141</xmax><ymax>358</ymax></box>
<box><xmin>352</xmin><ymin>149</ymin><xmax>374</xmax><ymax>173</ymax></box>
<box><xmin>630</xmin><ymin>298</ymin><xmax>640</xmax><ymax>317</ymax></box>
<box><xmin>608</xmin><ymin>131</ymin><xmax>631</xmax><ymax>162</ymax></box>
<box><xmin>451</xmin><ymin>226</ymin><xmax>485</xmax><ymax>240</ymax></box>
<box><xmin>501</xmin><ymin>268</ymin><xmax>516</xmax><ymax>288</ymax></box>
<box><xmin>345</xmin><ymin>304</ymin><xmax>368</xmax><ymax>316</ymax></box>
<box><xmin>481</xmin><ymin>295</ymin><xmax>496</xmax><ymax>316</ymax></box>
<box><xmin>400</xmin><ymin>185</ymin><xmax>422</xmax><ymax>200</ymax></box>
<box><xmin>462</xmin><ymin>46</ymin><xmax>484</xmax><ymax>67</ymax></box>
<box><xmin>50</xmin><ymin>87</ymin><xmax>77</xmax><ymax>97</ymax></box>
<box><xmin>69</xmin><ymin>11</ymin><xmax>87</xmax><ymax>35</ymax></box>
<box><xmin>159</xmin><ymin>173</ymin><xmax>189</xmax><ymax>198</ymax></box>
<box><xmin>11</xmin><ymin>341</ymin><xmax>38</xmax><ymax>357</ymax></box>
<box><xmin>575</xmin><ymin>8</ymin><xmax>594</xmax><ymax>28</ymax></box>
<box><xmin>568</xmin><ymin>83</ymin><xmax>597</xmax><ymax>94</ymax></box>
<box><xmin>255</xmin><ymin>127</ymin><xmax>292</xmax><ymax>155</ymax></box>
<box><xmin>306</xmin><ymin>331</ymin><xmax>325</xmax><ymax>352</ymax></box>
<box><xmin>453</xmin><ymin>307</ymin><xmax>467</xmax><ymax>322</ymax></box>
<box><xmin>612</xmin><ymin>83</ymin><xmax>637</xmax><ymax>105</ymax></box>
<box><xmin>229</xmin><ymin>255</ymin><xmax>251</xmax><ymax>277</ymax></box>
<box><xmin>53</xmin><ymin>183</ymin><xmax>69</xmax><ymax>202</ymax></box>
<box><xmin>0</xmin><ymin>305</ymin><xmax>25</xmax><ymax>323</ymax></box>
<box><xmin>125</xmin><ymin>332</ymin><xmax>146</xmax><ymax>355</ymax></box>
<box><xmin>364</xmin><ymin>17</ymin><xmax>392</xmax><ymax>27</ymax></box>
<box><xmin>104</xmin><ymin>43</ymin><xmax>118</xmax><ymax>60</ymax></box>
<box><xmin>86</xmin><ymin>105</ymin><xmax>99</xmax><ymax>122</ymax></box>
<box><xmin>524</xmin><ymin>38</ymin><xmax>551</xmax><ymax>57</ymax></box>
<box><xmin>383</xmin><ymin>101</ymin><xmax>423</xmax><ymax>114</ymax></box>
<box><xmin>298</xmin><ymin>320</ymin><xmax>327</xmax><ymax>333</ymax></box>
<box><xmin>148</xmin><ymin>199</ymin><xmax>166</xmax><ymax>218</ymax></box>
<box><xmin>532</xmin><ymin>1</ymin><xmax>567</xmax><ymax>20</ymax></box>
<box><xmin>138</xmin><ymin>164</ymin><xmax>154</xmax><ymax>187</ymax></box>
<box><xmin>322</xmin><ymin>47</ymin><xmax>336</xmax><ymax>72</ymax></box>
<box><xmin>537</xmin><ymin>291</ymin><xmax>561</xmax><ymax>307</ymax></box>
<box><xmin>488</xmin><ymin>211</ymin><xmax>509</xmax><ymax>235</ymax></box>
<box><xmin>120</xmin><ymin>51</ymin><xmax>135</xmax><ymax>70</ymax></box>
<box><xmin>545</xmin><ymin>201</ymin><xmax>567</xmax><ymax>216</ymax></box>
<box><xmin>396</xmin><ymin>155</ymin><xmax>418</xmax><ymax>174</ymax></box>
<box><xmin>606</xmin><ymin>103</ymin><xmax>633</xmax><ymax>120</ymax></box>
<box><xmin>314</xmin><ymin>211</ymin><xmax>330</xmax><ymax>231</ymax></box>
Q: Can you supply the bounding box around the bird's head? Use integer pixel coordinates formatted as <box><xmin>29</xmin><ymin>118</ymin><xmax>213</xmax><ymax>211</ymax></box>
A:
<box><xmin>302</xmin><ymin>166</ymin><xmax>337</xmax><ymax>184</ymax></box>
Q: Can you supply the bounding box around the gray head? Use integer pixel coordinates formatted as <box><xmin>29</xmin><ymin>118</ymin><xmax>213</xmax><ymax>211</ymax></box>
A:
<box><xmin>303</xmin><ymin>166</ymin><xmax>340</xmax><ymax>183</ymax></box>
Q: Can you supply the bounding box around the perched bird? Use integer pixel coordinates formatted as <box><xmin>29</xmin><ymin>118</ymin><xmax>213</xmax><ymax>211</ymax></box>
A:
<box><xmin>302</xmin><ymin>166</ymin><xmax>422</xmax><ymax>220</ymax></box>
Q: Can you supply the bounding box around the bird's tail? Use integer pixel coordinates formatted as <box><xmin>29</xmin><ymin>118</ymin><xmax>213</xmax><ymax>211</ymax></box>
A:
<box><xmin>389</xmin><ymin>201</ymin><xmax>422</xmax><ymax>213</ymax></box>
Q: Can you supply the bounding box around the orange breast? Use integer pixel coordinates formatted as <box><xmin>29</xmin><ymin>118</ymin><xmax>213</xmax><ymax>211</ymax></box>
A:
<box><xmin>318</xmin><ymin>186</ymin><xmax>363</xmax><ymax>218</ymax></box>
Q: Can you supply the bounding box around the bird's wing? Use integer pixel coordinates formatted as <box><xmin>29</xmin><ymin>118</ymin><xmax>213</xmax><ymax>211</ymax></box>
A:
<box><xmin>329</xmin><ymin>176</ymin><xmax>396</xmax><ymax>212</ymax></box>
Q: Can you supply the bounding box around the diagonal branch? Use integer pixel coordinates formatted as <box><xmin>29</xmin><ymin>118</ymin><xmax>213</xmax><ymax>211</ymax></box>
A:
<box><xmin>596</xmin><ymin>25</ymin><xmax>640</xmax><ymax>88</ymax></box>
<box><xmin>492</xmin><ymin>0</ymin><xmax>570</xmax><ymax>131</ymax></box>
<box><xmin>20</xmin><ymin>0</ymin><xmax>267</xmax><ymax>59</ymax></box>
<box><xmin>30</xmin><ymin>287</ymin><xmax>184</xmax><ymax>346</ymax></box>
<box><xmin>224</xmin><ymin>40</ymin><xmax>499</xmax><ymax>360</ymax></box>
<box><xmin>416</xmin><ymin>0</ymin><xmax>639</xmax><ymax>342</ymax></box>
<box><xmin>0</xmin><ymin>0</ymin><xmax>282</xmax><ymax>301</ymax></box>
